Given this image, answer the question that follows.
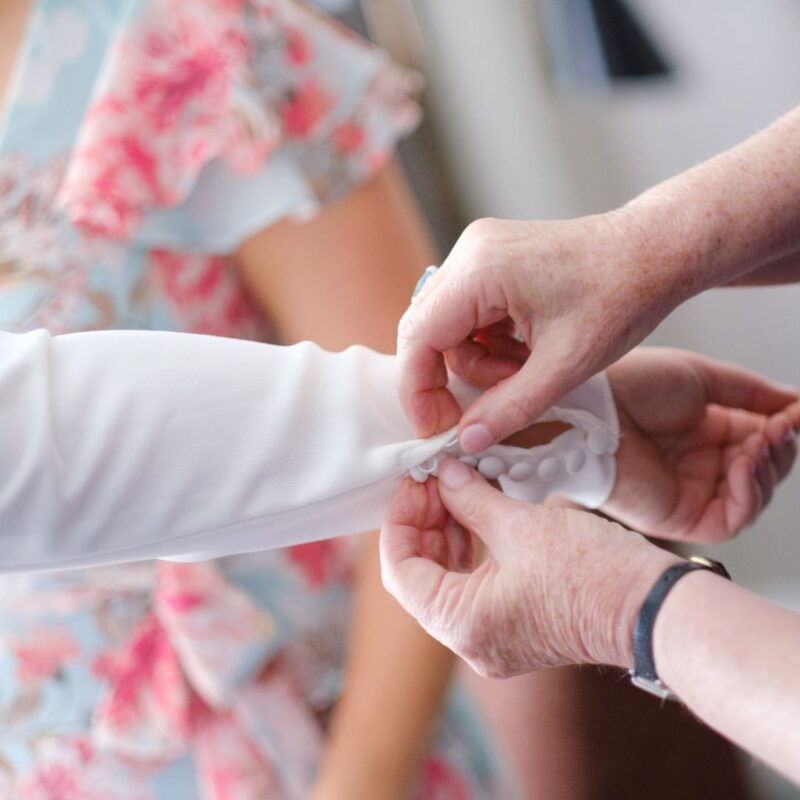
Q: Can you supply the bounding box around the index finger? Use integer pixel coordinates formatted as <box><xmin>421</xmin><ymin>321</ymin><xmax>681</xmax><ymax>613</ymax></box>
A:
<box><xmin>396</xmin><ymin>273</ymin><xmax>506</xmax><ymax>437</ymax></box>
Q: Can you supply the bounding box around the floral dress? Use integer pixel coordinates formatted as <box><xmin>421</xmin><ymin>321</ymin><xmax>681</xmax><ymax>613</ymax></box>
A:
<box><xmin>0</xmin><ymin>1</ymin><xmax>504</xmax><ymax>797</ymax></box>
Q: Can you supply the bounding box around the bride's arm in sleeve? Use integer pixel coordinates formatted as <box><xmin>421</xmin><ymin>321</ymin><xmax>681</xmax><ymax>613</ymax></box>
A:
<box><xmin>235</xmin><ymin>161</ymin><xmax>457</xmax><ymax>800</ymax></box>
<box><xmin>0</xmin><ymin>326</ymin><xmax>432</xmax><ymax>572</ymax></box>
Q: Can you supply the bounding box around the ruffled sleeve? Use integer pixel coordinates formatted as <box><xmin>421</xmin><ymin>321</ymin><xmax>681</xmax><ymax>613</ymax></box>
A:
<box><xmin>57</xmin><ymin>0</ymin><xmax>422</xmax><ymax>253</ymax></box>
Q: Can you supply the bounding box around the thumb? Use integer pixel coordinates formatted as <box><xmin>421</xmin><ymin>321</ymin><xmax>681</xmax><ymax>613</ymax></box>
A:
<box><xmin>458</xmin><ymin>346</ymin><xmax>582</xmax><ymax>453</ymax></box>
<box><xmin>437</xmin><ymin>458</ymin><xmax>521</xmax><ymax>561</ymax></box>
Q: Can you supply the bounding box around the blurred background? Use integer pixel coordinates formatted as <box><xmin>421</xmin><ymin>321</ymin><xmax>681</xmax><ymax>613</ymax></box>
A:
<box><xmin>325</xmin><ymin>0</ymin><xmax>800</xmax><ymax>796</ymax></box>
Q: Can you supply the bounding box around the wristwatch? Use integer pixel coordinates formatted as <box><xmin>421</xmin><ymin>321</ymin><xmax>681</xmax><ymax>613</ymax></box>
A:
<box><xmin>630</xmin><ymin>555</ymin><xmax>731</xmax><ymax>701</ymax></box>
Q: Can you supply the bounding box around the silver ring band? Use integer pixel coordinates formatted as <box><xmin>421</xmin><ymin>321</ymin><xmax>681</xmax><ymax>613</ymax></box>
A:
<box><xmin>412</xmin><ymin>265</ymin><xmax>439</xmax><ymax>300</ymax></box>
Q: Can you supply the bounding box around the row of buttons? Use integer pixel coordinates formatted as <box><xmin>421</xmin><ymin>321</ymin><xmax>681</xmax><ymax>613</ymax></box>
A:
<box><xmin>409</xmin><ymin>426</ymin><xmax>616</xmax><ymax>484</ymax></box>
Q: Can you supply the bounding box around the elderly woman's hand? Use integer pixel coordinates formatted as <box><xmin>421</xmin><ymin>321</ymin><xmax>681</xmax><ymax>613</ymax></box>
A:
<box><xmin>396</xmin><ymin>109</ymin><xmax>800</xmax><ymax>453</ymax></box>
<box><xmin>379</xmin><ymin>462</ymin><xmax>679</xmax><ymax>678</ymax></box>
<box><xmin>396</xmin><ymin>212</ymin><xmax>688</xmax><ymax>450</ymax></box>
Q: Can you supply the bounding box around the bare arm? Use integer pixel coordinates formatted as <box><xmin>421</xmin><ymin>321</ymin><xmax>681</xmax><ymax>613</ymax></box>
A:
<box><xmin>654</xmin><ymin>571</ymin><xmax>800</xmax><ymax>784</ymax></box>
<box><xmin>236</xmin><ymin>162</ymin><xmax>454</xmax><ymax>799</ymax></box>
<box><xmin>381</xmin><ymin>460</ymin><xmax>800</xmax><ymax>786</ymax></box>
<box><xmin>320</xmin><ymin>537</ymin><xmax>455</xmax><ymax>796</ymax></box>
<box><xmin>622</xmin><ymin>104</ymin><xmax>800</xmax><ymax>297</ymax></box>
<box><xmin>396</xmin><ymin>105</ymin><xmax>800</xmax><ymax>449</ymax></box>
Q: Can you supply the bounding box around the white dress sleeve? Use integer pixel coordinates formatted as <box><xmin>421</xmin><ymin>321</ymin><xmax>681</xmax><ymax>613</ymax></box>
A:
<box><xmin>0</xmin><ymin>329</ymin><xmax>618</xmax><ymax>573</ymax></box>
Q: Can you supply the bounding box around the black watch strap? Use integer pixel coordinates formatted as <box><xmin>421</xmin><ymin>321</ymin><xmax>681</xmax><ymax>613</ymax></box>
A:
<box><xmin>631</xmin><ymin>556</ymin><xmax>731</xmax><ymax>700</ymax></box>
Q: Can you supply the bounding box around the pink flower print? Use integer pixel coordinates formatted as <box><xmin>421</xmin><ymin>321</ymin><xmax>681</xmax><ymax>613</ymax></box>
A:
<box><xmin>153</xmin><ymin>250</ymin><xmax>225</xmax><ymax>305</ymax></box>
<box><xmin>19</xmin><ymin>762</ymin><xmax>80</xmax><ymax>799</ymax></box>
<box><xmin>160</xmin><ymin>591</ymin><xmax>206</xmax><ymax>614</ymax></box>
<box><xmin>74</xmin><ymin>735</ymin><xmax>95</xmax><ymax>764</ymax></box>
<box><xmin>150</xmin><ymin>250</ymin><xmax>265</xmax><ymax>339</ymax></box>
<box><xmin>194</xmin><ymin>711</ymin><xmax>277</xmax><ymax>800</ymax></box>
<box><xmin>333</xmin><ymin>120</ymin><xmax>366</xmax><ymax>153</ymax></box>
<box><xmin>281</xmin><ymin>80</ymin><xmax>333</xmax><ymax>138</ymax></box>
<box><xmin>222</xmin><ymin>287</ymin><xmax>264</xmax><ymax>332</ymax></box>
<box><xmin>366</xmin><ymin>148</ymin><xmax>392</xmax><ymax>174</ymax></box>
<box><xmin>285</xmin><ymin>26</ymin><xmax>312</xmax><ymax>66</ymax></box>
<box><xmin>287</xmin><ymin>540</ymin><xmax>348</xmax><ymax>588</ymax></box>
<box><xmin>13</xmin><ymin>627</ymin><xmax>79</xmax><ymax>684</ymax></box>
<box><xmin>64</xmin><ymin>132</ymin><xmax>165</xmax><ymax>239</ymax></box>
<box><xmin>91</xmin><ymin>613</ymin><xmax>201</xmax><ymax>761</ymax></box>
<box><xmin>211</xmin><ymin>0</ymin><xmax>249</xmax><ymax>9</ymax></box>
<box><xmin>17</xmin><ymin>735</ymin><xmax>155</xmax><ymax>800</ymax></box>
<box><xmin>133</xmin><ymin>44</ymin><xmax>229</xmax><ymax>133</ymax></box>
<box><xmin>155</xmin><ymin>562</ymin><xmax>276</xmax><ymax>709</ymax></box>
<box><xmin>418</xmin><ymin>757</ymin><xmax>471</xmax><ymax>800</ymax></box>
<box><xmin>59</xmin><ymin>0</ymin><xmax>254</xmax><ymax>239</ymax></box>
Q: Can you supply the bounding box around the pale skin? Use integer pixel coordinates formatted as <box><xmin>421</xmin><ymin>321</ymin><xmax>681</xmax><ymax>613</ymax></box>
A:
<box><xmin>381</xmin><ymin>345</ymin><xmax>800</xmax><ymax>780</ymax></box>
<box><xmin>381</xmin><ymin>460</ymin><xmax>800</xmax><ymax>785</ymax></box>
<box><xmin>236</xmin><ymin>163</ymin><xmax>455</xmax><ymax>800</ymax></box>
<box><xmin>385</xmin><ymin>104</ymin><xmax>800</xmax><ymax>784</ymax></box>
<box><xmin>382</xmin><ymin>349</ymin><xmax>800</xmax><ymax>677</ymax></box>
<box><xmin>381</xmin><ymin>349</ymin><xmax>799</xmax><ymax>671</ymax></box>
<box><xmin>0</xmin><ymin>0</ymin><xmax>29</xmax><ymax>121</ymax></box>
<box><xmin>396</xmin><ymin>105</ymin><xmax>800</xmax><ymax>451</ymax></box>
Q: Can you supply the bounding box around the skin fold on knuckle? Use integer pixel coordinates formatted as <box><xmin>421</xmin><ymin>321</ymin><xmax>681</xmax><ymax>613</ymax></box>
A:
<box><xmin>457</xmin><ymin>620</ymin><xmax>512</xmax><ymax>679</ymax></box>
<box><xmin>454</xmin><ymin>488</ymin><xmax>489</xmax><ymax>528</ymax></box>
<box><xmin>461</xmin><ymin>217</ymin><xmax>504</xmax><ymax>253</ymax></box>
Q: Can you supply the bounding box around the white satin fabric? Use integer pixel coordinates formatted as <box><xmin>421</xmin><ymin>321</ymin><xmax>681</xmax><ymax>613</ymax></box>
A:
<box><xmin>0</xmin><ymin>330</ymin><xmax>618</xmax><ymax>573</ymax></box>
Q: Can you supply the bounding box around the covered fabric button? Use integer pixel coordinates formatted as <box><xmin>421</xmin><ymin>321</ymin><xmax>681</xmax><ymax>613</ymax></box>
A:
<box><xmin>410</xmin><ymin>456</ymin><xmax>440</xmax><ymax>483</ymax></box>
<box><xmin>409</xmin><ymin>466</ymin><xmax>429</xmax><ymax>483</ymax></box>
<box><xmin>587</xmin><ymin>429</ymin><xmax>614</xmax><ymax>455</ymax></box>
<box><xmin>565</xmin><ymin>448</ymin><xmax>586</xmax><ymax>475</ymax></box>
<box><xmin>508</xmin><ymin>461</ymin><xmax>536</xmax><ymax>481</ymax></box>
<box><xmin>477</xmin><ymin>456</ymin><xmax>505</xmax><ymax>480</ymax></box>
<box><xmin>536</xmin><ymin>457</ymin><xmax>560</xmax><ymax>481</ymax></box>
<box><xmin>418</xmin><ymin>457</ymin><xmax>439</xmax><ymax>475</ymax></box>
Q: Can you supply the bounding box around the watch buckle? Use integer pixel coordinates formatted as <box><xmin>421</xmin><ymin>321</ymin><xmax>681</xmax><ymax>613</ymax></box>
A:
<box><xmin>630</xmin><ymin>672</ymin><xmax>677</xmax><ymax>701</ymax></box>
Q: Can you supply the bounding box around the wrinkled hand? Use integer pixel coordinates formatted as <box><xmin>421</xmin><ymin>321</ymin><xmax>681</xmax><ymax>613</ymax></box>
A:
<box><xmin>397</xmin><ymin>213</ymin><xmax>684</xmax><ymax>451</ymax></box>
<box><xmin>380</xmin><ymin>460</ymin><xmax>679</xmax><ymax>678</ymax></box>
<box><xmin>604</xmin><ymin>348</ymin><xmax>800</xmax><ymax>542</ymax></box>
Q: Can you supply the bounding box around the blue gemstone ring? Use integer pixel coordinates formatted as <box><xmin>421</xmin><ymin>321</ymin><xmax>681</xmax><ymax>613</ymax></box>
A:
<box><xmin>412</xmin><ymin>265</ymin><xmax>439</xmax><ymax>300</ymax></box>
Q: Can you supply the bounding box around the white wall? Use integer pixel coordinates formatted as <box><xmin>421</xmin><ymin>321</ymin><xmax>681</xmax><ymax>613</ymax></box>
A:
<box><xmin>414</xmin><ymin>0</ymin><xmax>800</xmax><ymax>603</ymax></box>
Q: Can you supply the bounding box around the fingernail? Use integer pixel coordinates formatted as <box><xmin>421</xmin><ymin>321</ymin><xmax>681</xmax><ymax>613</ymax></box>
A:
<box><xmin>460</xmin><ymin>424</ymin><xmax>494</xmax><ymax>454</ymax></box>
<box><xmin>439</xmin><ymin>458</ymin><xmax>472</xmax><ymax>490</ymax></box>
<box><xmin>761</xmin><ymin>445</ymin><xmax>771</xmax><ymax>461</ymax></box>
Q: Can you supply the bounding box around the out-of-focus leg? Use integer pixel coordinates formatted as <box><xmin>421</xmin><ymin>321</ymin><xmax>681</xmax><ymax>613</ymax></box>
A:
<box><xmin>461</xmin><ymin>665</ymin><xmax>593</xmax><ymax>800</ymax></box>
